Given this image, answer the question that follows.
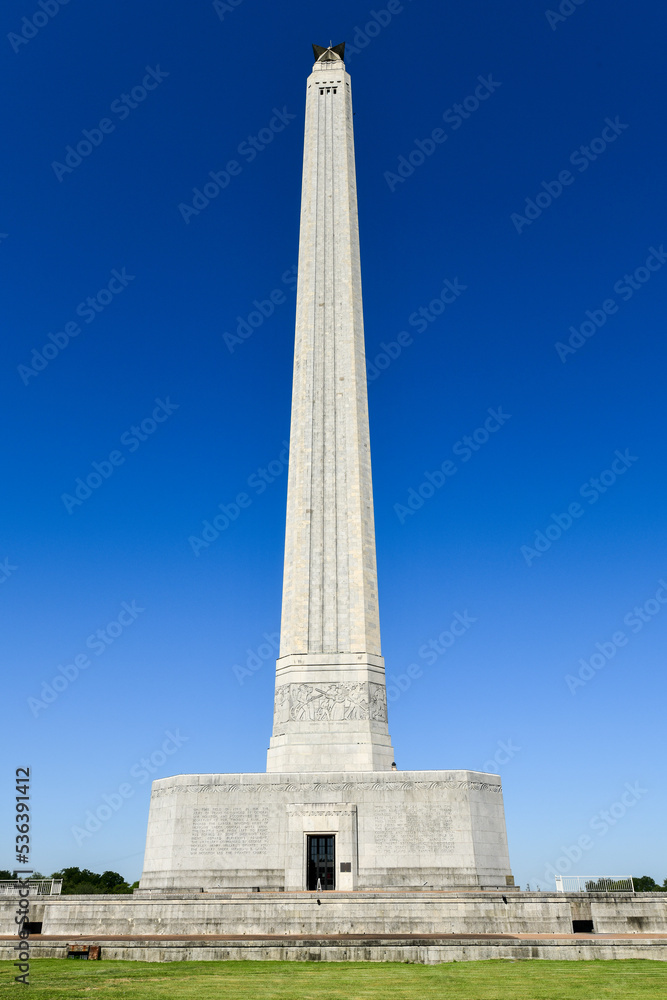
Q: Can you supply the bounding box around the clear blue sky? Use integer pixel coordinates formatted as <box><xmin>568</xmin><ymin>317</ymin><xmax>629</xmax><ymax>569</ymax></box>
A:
<box><xmin>2</xmin><ymin>0</ymin><xmax>666</xmax><ymax>891</ymax></box>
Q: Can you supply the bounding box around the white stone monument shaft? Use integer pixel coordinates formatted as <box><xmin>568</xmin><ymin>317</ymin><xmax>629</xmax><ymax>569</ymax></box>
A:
<box><xmin>139</xmin><ymin>48</ymin><xmax>513</xmax><ymax>894</ymax></box>
<box><xmin>267</xmin><ymin>45</ymin><xmax>394</xmax><ymax>772</ymax></box>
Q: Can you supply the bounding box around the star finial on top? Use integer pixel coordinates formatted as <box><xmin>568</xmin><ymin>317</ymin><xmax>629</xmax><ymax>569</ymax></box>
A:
<box><xmin>312</xmin><ymin>42</ymin><xmax>346</xmax><ymax>62</ymax></box>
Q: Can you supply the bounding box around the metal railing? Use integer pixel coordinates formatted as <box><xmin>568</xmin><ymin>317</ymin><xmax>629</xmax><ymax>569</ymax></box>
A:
<box><xmin>555</xmin><ymin>875</ymin><xmax>634</xmax><ymax>893</ymax></box>
<box><xmin>0</xmin><ymin>879</ymin><xmax>63</xmax><ymax>896</ymax></box>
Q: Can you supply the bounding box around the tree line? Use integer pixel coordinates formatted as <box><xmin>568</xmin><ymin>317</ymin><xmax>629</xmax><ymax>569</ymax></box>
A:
<box><xmin>0</xmin><ymin>867</ymin><xmax>138</xmax><ymax>894</ymax></box>
<box><xmin>1</xmin><ymin>868</ymin><xmax>665</xmax><ymax>893</ymax></box>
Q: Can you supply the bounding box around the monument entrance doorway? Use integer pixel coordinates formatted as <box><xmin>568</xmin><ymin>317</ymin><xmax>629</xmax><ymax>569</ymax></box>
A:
<box><xmin>307</xmin><ymin>835</ymin><xmax>335</xmax><ymax>890</ymax></box>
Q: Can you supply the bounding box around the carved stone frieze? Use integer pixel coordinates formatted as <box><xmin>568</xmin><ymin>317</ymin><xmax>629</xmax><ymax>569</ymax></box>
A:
<box><xmin>149</xmin><ymin>777</ymin><xmax>502</xmax><ymax>797</ymax></box>
<box><xmin>273</xmin><ymin>681</ymin><xmax>387</xmax><ymax>729</ymax></box>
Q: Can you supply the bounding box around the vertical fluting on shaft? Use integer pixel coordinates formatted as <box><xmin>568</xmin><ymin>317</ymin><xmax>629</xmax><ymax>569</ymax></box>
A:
<box><xmin>267</xmin><ymin>47</ymin><xmax>393</xmax><ymax>773</ymax></box>
<box><xmin>280</xmin><ymin>52</ymin><xmax>380</xmax><ymax>659</ymax></box>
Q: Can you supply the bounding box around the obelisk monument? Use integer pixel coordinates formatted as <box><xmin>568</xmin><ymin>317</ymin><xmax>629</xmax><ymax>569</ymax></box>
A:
<box><xmin>267</xmin><ymin>43</ymin><xmax>394</xmax><ymax>773</ymax></box>
<box><xmin>139</xmin><ymin>46</ymin><xmax>513</xmax><ymax>893</ymax></box>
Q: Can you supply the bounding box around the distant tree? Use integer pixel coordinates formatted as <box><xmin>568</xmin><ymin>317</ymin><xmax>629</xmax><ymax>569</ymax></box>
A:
<box><xmin>633</xmin><ymin>875</ymin><xmax>667</xmax><ymax>892</ymax></box>
<box><xmin>0</xmin><ymin>870</ymin><xmax>14</xmax><ymax>881</ymax></box>
<box><xmin>99</xmin><ymin>871</ymin><xmax>126</xmax><ymax>891</ymax></box>
<box><xmin>50</xmin><ymin>867</ymin><xmax>135</xmax><ymax>894</ymax></box>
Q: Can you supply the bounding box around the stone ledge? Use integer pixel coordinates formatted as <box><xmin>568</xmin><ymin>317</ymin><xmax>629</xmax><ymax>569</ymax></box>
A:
<box><xmin>2</xmin><ymin>933</ymin><xmax>666</xmax><ymax>964</ymax></box>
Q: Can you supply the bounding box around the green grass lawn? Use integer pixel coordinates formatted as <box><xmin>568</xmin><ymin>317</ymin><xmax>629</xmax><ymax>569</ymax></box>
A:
<box><xmin>1</xmin><ymin>959</ymin><xmax>666</xmax><ymax>999</ymax></box>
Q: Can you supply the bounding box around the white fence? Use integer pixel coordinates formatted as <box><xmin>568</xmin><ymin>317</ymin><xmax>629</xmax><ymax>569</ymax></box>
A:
<box><xmin>0</xmin><ymin>879</ymin><xmax>63</xmax><ymax>896</ymax></box>
<box><xmin>555</xmin><ymin>875</ymin><xmax>634</xmax><ymax>893</ymax></box>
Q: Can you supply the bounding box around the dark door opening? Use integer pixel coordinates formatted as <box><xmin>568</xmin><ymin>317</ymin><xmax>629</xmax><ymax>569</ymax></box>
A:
<box><xmin>307</xmin><ymin>835</ymin><xmax>335</xmax><ymax>890</ymax></box>
<box><xmin>572</xmin><ymin>919</ymin><xmax>595</xmax><ymax>933</ymax></box>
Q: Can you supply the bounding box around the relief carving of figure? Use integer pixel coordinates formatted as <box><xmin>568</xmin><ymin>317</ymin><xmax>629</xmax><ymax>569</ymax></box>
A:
<box><xmin>290</xmin><ymin>683</ymin><xmax>316</xmax><ymax>721</ymax></box>
<box><xmin>370</xmin><ymin>684</ymin><xmax>387</xmax><ymax>721</ymax></box>
<box><xmin>320</xmin><ymin>683</ymin><xmax>347</xmax><ymax>721</ymax></box>
<box><xmin>274</xmin><ymin>684</ymin><xmax>291</xmax><ymax>726</ymax></box>
<box><xmin>343</xmin><ymin>682</ymin><xmax>369</xmax><ymax>720</ymax></box>
<box><xmin>275</xmin><ymin>681</ymin><xmax>383</xmax><ymax>725</ymax></box>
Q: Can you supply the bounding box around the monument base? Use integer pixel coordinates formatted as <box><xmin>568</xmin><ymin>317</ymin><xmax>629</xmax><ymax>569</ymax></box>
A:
<box><xmin>139</xmin><ymin>769</ymin><xmax>512</xmax><ymax>891</ymax></box>
<box><xmin>3</xmin><ymin>892</ymin><xmax>667</xmax><ymax>963</ymax></box>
